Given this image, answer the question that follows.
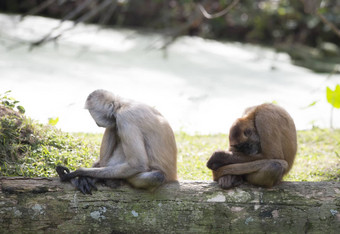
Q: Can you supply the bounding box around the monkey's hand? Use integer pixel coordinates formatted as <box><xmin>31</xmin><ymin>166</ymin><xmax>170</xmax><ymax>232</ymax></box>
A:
<box><xmin>56</xmin><ymin>165</ymin><xmax>97</xmax><ymax>194</ymax></box>
<box><xmin>206</xmin><ymin>150</ymin><xmax>234</xmax><ymax>170</ymax></box>
<box><xmin>56</xmin><ymin>165</ymin><xmax>70</xmax><ymax>181</ymax></box>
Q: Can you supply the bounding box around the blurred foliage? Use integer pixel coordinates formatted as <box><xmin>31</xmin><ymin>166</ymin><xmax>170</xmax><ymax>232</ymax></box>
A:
<box><xmin>1</xmin><ymin>0</ymin><xmax>339</xmax><ymax>72</ymax></box>
<box><xmin>0</xmin><ymin>0</ymin><xmax>339</xmax><ymax>47</ymax></box>
<box><xmin>0</xmin><ymin>93</ymin><xmax>98</xmax><ymax>177</ymax></box>
<box><xmin>0</xmin><ymin>90</ymin><xmax>25</xmax><ymax>114</ymax></box>
<box><xmin>0</xmin><ymin>110</ymin><xmax>99</xmax><ymax>177</ymax></box>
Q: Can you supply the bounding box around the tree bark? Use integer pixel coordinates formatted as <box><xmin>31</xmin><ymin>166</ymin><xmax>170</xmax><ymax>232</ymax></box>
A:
<box><xmin>0</xmin><ymin>177</ymin><xmax>339</xmax><ymax>233</ymax></box>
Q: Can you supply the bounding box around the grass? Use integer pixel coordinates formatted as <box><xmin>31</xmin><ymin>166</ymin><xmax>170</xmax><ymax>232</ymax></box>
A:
<box><xmin>286</xmin><ymin>128</ymin><xmax>340</xmax><ymax>182</ymax></box>
<box><xmin>177</xmin><ymin>129</ymin><xmax>340</xmax><ymax>182</ymax></box>
<box><xmin>176</xmin><ymin>132</ymin><xmax>228</xmax><ymax>181</ymax></box>
<box><xmin>0</xmin><ymin>104</ymin><xmax>339</xmax><ymax>182</ymax></box>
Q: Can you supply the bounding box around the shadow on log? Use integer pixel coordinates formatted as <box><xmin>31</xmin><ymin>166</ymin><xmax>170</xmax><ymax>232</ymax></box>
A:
<box><xmin>1</xmin><ymin>177</ymin><xmax>340</xmax><ymax>233</ymax></box>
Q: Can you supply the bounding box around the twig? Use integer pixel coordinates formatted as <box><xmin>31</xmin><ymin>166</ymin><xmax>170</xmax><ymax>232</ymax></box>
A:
<box><xmin>29</xmin><ymin>0</ymin><xmax>115</xmax><ymax>49</ymax></box>
<box><xmin>299</xmin><ymin>0</ymin><xmax>340</xmax><ymax>39</ymax></box>
<box><xmin>317</xmin><ymin>12</ymin><xmax>340</xmax><ymax>39</ymax></box>
<box><xmin>198</xmin><ymin>0</ymin><xmax>240</xmax><ymax>19</ymax></box>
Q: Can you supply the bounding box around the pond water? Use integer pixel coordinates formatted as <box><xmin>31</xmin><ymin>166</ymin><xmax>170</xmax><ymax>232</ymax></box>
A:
<box><xmin>0</xmin><ymin>14</ymin><xmax>339</xmax><ymax>134</ymax></box>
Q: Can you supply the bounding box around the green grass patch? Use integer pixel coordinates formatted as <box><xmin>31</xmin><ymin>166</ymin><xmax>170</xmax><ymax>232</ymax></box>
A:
<box><xmin>285</xmin><ymin>128</ymin><xmax>340</xmax><ymax>182</ymax></box>
<box><xmin>0</xmin><ymin>106</ymin><xmax>99</xmax><ymax>177</ymax></box>
<box><xmin>176</xmin><ymin>132</ymin><xmax>227</xmax><ymax>181</ymax></box>
<box><xmin>1</xmin><ymin>104</ymin><xmax>339</xmax><ymax>182</ymax></box>
<box><xmin>177</xmin><ymin>129</ymin><xmax>340</xmax><ymax>182</ymax></box>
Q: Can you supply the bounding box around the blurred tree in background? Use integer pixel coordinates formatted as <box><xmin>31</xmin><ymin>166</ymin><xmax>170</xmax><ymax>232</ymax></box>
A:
<box><xmin>0</xmin><ymin>0</ymin><xmax>339</xmax><ymax>72</ymax></box>
<box><xmin>0</xmin><ymin>0</ymin><xmax>339</xmax><ymax>46</ymax></box>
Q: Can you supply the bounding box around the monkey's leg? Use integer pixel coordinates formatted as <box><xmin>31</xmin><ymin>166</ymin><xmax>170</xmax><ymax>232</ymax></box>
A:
<box><xmin>57</xmin><ymin>165</ymin><xmax>164</xmax><ymax>190</ymax></box>
<box><xmin>127</xmin><ymin>170</ymin><xmax>165</xmax><ymax>189</ymax></box>
<box><xmin>245</xmin><ymin>160</ymin><xmax>287</xmax><ymax>188</ymax></box>
<box><xmin>214</xmin><ymin>159</ymin><xmax>288</xmax><ymax>188</ymax></box>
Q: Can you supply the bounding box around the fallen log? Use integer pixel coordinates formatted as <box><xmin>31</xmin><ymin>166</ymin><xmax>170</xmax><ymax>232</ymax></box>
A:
<box><xmin>0</xmin><ymin>177</ymin><xmax>339</xmax><ymax>233</ymax></box>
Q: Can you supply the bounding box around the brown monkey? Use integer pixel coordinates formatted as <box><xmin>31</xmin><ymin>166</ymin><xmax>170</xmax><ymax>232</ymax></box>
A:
<box><xmin>56</xmin><ymin>89</ymin><xmax>177</xmax><ymax>194</ymax></box>
<box><xmin>207</xmin><ymin>103</ymin><xmax>297</xmax><ymax>189</ymax></box>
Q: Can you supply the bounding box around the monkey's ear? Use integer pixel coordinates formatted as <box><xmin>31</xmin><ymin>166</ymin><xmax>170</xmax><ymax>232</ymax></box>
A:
<box><xmin>85</xmin><ymin>90</ymin><xmax>116</xmax><ymax>128</ymax></box>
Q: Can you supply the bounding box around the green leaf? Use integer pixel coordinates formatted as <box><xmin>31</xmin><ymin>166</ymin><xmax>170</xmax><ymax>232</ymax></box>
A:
<box><xmin>326</xmin><ymin>85</ymin><xmax>340</xmax><ymax>109</ymax></box>
<box><xmin>307</xmin><ymin>101</ymin><xmax>317</xmax><ymax>107</ymax></box>
<box><xmin>302</xmin><ymin>101</ymin><xmax>318</xmax><ymax>109</ymax></box>
<box><xmin>48</xmin><ymin>117</ymin><xmax>59</xmax><ymax>126</ymax></box>
<box><xmin>16</xmin><ymin>105</ymin><xmax>25</xmax><ymax>114</ymax></box>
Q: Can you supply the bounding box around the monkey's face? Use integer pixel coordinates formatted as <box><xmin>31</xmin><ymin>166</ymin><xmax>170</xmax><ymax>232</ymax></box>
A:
<box><xmin>229</xmin><ymin>118</ymin><xmax>261</xmax><ymax>155</ymax></box>
<box><xmin>89</xmin><ymin>108</ymin><xmax>116</xmax><ymax>128</ymax></box>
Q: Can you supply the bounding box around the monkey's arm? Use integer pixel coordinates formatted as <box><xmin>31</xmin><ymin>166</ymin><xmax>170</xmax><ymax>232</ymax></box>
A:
<box><xmin>206</xmin><ymin>150</ymin><xmax>265</xmax><ymax>171</ymax></box>
<box><xmin>57</xmin><ymin>161</ymin><xmax>146</xmax><ymax>181</ymax></box>
<box><xmin>58</xmin><ymin>124</ymin><xmax>149</xmax><ymax>181</ymax></box>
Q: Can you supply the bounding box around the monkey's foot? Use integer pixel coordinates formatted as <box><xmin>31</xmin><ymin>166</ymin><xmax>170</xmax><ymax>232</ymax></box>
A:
<box><xmin>218</xmin><ymin>175</ymin><xmax>243</xmax><ymax>189</ymax></box>
<box><xmin>74</xmin><ymin>176</ymin><xmax>98</xmax><ymax>195</ymax></box>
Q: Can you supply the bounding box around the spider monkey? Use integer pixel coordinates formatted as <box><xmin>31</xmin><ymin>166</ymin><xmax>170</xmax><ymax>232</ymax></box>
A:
<box><xmin>56</xmin><ymin>89</ymin><xmax>177</xmax><ymax>194</ymax></box>
<box><xmin>207</xmin><ymin>103</ymin><xmax>297</xmax><ymax>189</ymax></box>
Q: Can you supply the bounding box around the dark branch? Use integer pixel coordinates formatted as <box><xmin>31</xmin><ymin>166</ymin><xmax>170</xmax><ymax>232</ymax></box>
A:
<box><xmin>317</xmin><ymin>12</ymin><xmax>340</xmax><ymax>39</ymax></box>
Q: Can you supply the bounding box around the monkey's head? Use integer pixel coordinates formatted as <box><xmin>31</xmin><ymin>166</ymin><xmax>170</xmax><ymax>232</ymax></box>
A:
<box><xmin>229</xmin><ymin>118</ymin><xmax>261</xmax><ymax>155</ymax></box>
<box><xmin>85</xmin><ymin>89</ymin><xmax>117</xmax><ymax>128</ymax></box>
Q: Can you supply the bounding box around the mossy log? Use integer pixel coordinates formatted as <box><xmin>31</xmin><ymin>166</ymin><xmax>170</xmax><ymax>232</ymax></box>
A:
<box><xmin>0</xmin><ymin>177</ymin><xmax>340</xmax><ymax>233</ymax></box>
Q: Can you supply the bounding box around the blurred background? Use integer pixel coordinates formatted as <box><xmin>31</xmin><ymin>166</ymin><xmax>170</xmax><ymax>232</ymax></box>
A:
<box><xmin>1</xmin><ymin>0</ymin><xmax>340</xmax><ymax>134</ymax></box>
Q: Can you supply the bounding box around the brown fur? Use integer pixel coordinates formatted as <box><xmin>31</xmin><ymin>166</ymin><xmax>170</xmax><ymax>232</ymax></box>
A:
<box><xmin>207</xmin><ymin>103</ymin><xmax>297</xmax><ymax>188</ymax></box>
<box><xmin>56</xmin><ymin>89</ymin><xmax>177</xmax><ymax>193</ymax></box>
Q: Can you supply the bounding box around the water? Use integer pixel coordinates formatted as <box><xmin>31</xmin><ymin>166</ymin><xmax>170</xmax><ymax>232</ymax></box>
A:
<box><xmin>0</xmin><ymin>13</ymin><xmax>339</xmax><ymax>134</ymax></box>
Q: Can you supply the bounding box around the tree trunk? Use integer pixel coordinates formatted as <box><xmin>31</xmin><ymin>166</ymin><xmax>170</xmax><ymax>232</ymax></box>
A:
<box><xmin>0</xmin><ymin>177</ymin><xmax>339</xmax><ymax>233</ymax></box>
